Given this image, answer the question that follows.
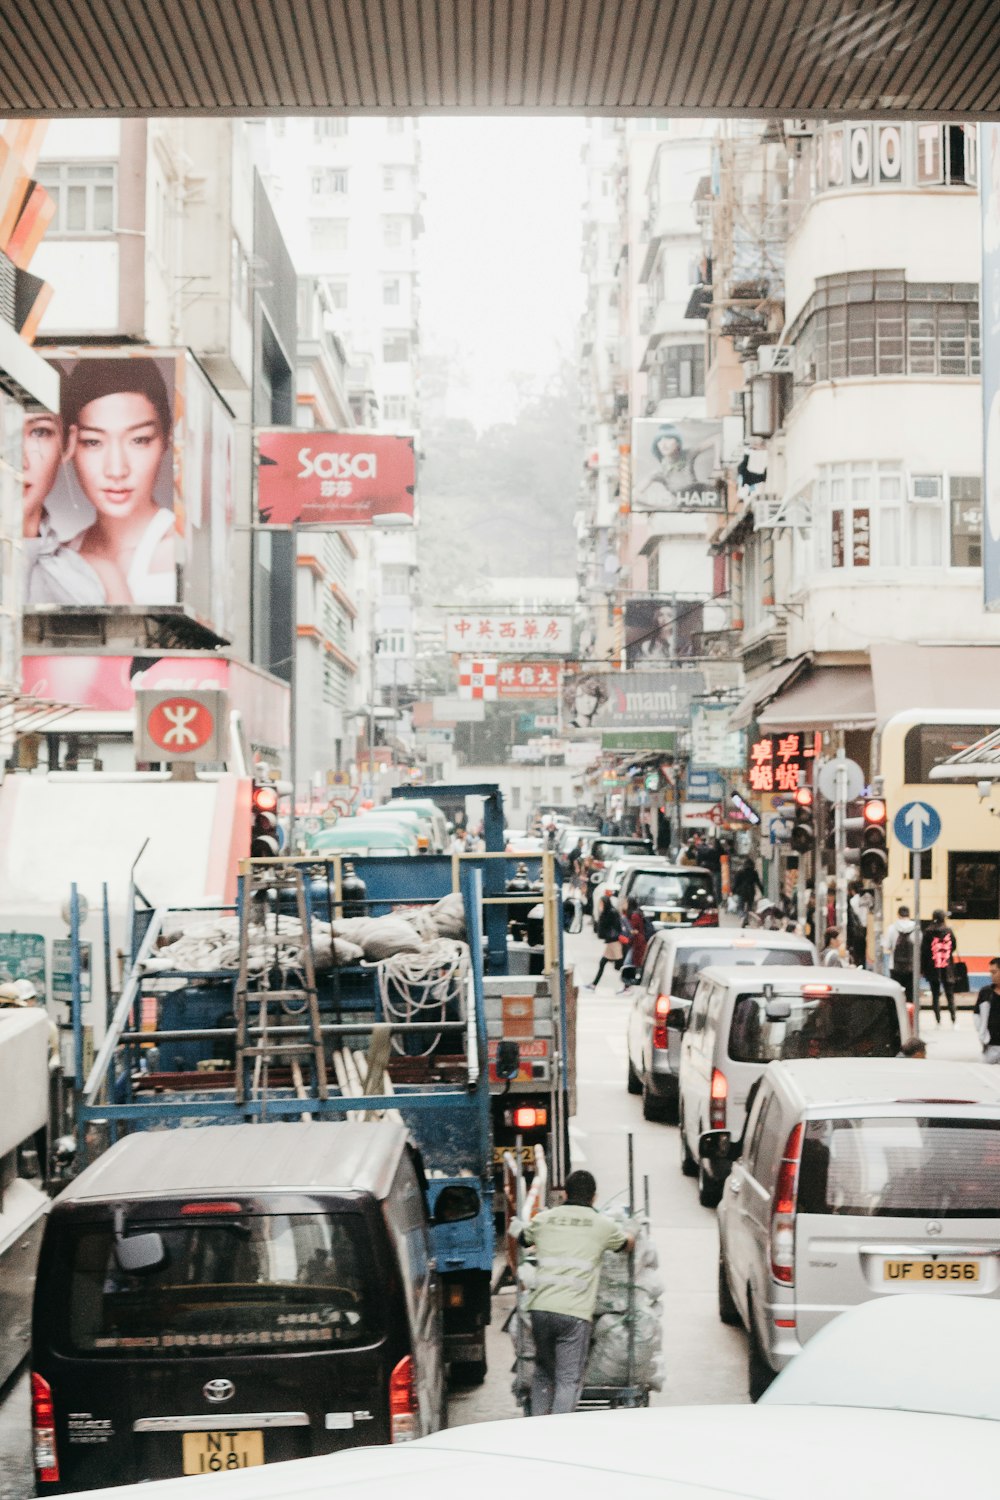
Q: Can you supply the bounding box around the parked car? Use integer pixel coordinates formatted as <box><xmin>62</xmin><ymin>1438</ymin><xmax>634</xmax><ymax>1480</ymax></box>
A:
<box><xmin>624</xmin><ymin>930</ymin><xmax>816</xmax><ymax>1121</ymax></box>
<box><xmin>583</xmin><ymin>836</ymin><xmax>652</xmax><ymax>911</ymax></box>
<box><xmin>678</xmin><ymin>966</ymin><xmax>910</xmax><ymax>1208</ymax></box>
<box><xmin>707</xmin><ymin>1058</ymin><xmax>1000</xmax><ymax>1399</ymax></box>
<box><xmin>617</xmin><ymin>864</ymin><xmax>717</xmax><ymax>931</ymax></box>
<box><xmin>591</xmin><ymin>855</ymin><xmax>670</xmax><ymax>930</ymax></box>
<box><xmin>31</xmin><ymin>1120</ymin><xmax>455</xmax><ymax>1491</ymax></box>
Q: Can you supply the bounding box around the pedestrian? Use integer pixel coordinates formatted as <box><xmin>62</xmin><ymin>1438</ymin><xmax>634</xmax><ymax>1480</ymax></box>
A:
<box><xmin>884</xmin><ymin>904</ymin><xmax>917</xmax><ymax>992</ymax></box>
<box><xmin>514</xmin><ymin>1169</ymin><xmax>634</xmax><ymax>1416</ymax></box>
<box><xmin>974</xmin><ymin>957</ymin><xmax>1000</xmax><ymax>1062</ymax></box>
<box><xmin>731</xmin><ymin>857</ymin><xmax>763</xmax><ymax>915</ymax></box>
<box><xmin>586</xmin><ymin>897</ymin><xmax>624</xmax><ymax>990</ymax></box>
<box><xmin>699</xmin><ymin>836</ymin><xmax>722</xmax><ymax>902</ymax></box>
<box><xmin>898</xmin><ymin>1037</ymin><xmax>927</xmax><ymax>1058</ymax></box>
<box><xmin>622</xmin><ymin>896</ymin><xmax>647</xmax><ymax>975</ymax></box>
<box><xmin>846</xmin><ymin>882</ymin><xmax>870</xmax><ymax>967</ymax></box>
<box><xmin>821</xmin><ymin>926</ymin><xmax>849</xmax><ymax>967</ymax></box>
<box><xmin>921</xmin><ymin>908</ymin><xmax>959</xmax><ymax>1024</ymax></box>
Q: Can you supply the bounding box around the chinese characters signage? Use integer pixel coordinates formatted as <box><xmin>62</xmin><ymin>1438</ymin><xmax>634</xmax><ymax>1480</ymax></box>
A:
<box><xmin>747</xmin><ymin>731</ymin><xmax>820</xmax><ymax>794</ymax></box>
<box><xmin>852</xmin><ymin>509</ymin><xmax>871</xmax><ymax>567</ymax></box>
<box><xmin>497</xmin><ymin>661</ymin><xmax>562</xmax><ymax>698</ymax></box>
<box><xmin>256</xmin><ymin>430</ymin><xmax>415</xmax><ymax>526</ymax></box>
<box><xmin>445</xmin><ymin>613</ymin><xmax>571</xmax><ymax>654</ymax></box>
<box><xmin>690</xmin><ymin>704</ymin><xmax>746</xmax><ymax>769</ymax></box>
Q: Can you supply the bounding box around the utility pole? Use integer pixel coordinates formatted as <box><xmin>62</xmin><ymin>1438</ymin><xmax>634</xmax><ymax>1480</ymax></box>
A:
<box><xmin>833</xmin><ymin>745</ymin><xmax>849</xmax><ymax>934</ymax></box>
<box><xmin>367</xmin><ymin>592</ymin><xmax>377</xmax><ymax>801</ymax></box>
<box><xmin>288</xmin><ymin>520</ymin><xmax>299</xmax><ymax>853</ymax></box>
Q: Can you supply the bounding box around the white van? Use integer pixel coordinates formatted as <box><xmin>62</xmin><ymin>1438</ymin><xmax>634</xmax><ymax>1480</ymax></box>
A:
<box><xmin>709</xmin><ymin>1058</ymin><xmax>1000</xmax><ymax>1399</ymax></box>
<box><xmin>678</xmin><ymin>967</ymin><xmax>909</xmax><ymax>1207</ymax></box>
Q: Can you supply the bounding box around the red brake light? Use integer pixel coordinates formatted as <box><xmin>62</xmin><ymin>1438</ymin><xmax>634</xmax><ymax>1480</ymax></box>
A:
<box><xmin>771</xmin><ymin>1123</ymin><xmax>804</xmax><ymax>1286</ymax></box>
<box><xmin>653</xmin><ymin>994</ymin><xmax>670</xmax><ymax>1049</ymax></box>
<box><xmin>655</xmin><ymin>994</ymin><xmax>671</xmax><ymax>1018</ymax></box>
<box><xmin>253</xmin><ymin>785</ymin><xmax>279</xmax><ymax>813</ymax></box>
<box><xmin>32</xmin><ymin>1372</ymin><xmax>59</xmax><ymax>1483</ymax></box>
<box><xmin>511</xmin><ymin>1106</ymin><xmax>548</xmax><ymax>1130</ymax></box>
<box><xmin>389</xmin><ymin>1354</ymin><xmax>418</xmax><ymax>1442</ymax></box>
<box><xmin>180</xmin><ymin>1201</ymin><xmax>243</xmax><ymax>1215</ymax></box>
<box><xmin>709</xmin><ymin>1067</ymin><xmax>728</xmax><ymax>1129</ymax></box>
<box><xmin>693</xmin><ymin>909</ymin><xmax>719</xmax><ymax>926</ymax></box>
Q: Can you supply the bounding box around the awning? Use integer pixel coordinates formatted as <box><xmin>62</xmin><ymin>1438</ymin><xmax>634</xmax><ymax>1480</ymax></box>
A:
<box><xmin>0</xmin><ymin>690</ymin><xmax>76</xmax><ymax>737</ymax></box>
<box><xmin>870</xmin><ymin>644</ymin><xmax>1000</xmax><ymax>726</ymax></box>
<box><xmin>756</xmin><ymin>665</ymin><xmax>876</xmax><ymax>732</ymax></box>
<box><xmin>729</xmin><ymin>655</ymin><xmax>810</xmax><ymax>730</ymax></box>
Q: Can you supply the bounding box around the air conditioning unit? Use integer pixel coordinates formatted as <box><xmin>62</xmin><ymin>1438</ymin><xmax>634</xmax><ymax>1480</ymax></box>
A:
<box><xmin>729</xmin><ymin>390</ymin><xmax>745</xmax><ymax>414</ymax></box>
<box><xmin>757</xmin><ymin>344</ymin><xmax>793</xmax><ymax>374</ymax></box>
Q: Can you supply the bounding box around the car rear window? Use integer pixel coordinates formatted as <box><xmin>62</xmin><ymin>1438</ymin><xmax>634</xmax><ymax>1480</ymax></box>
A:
<box><xmin>672</xmin><ymin>946</ymin><xmax>813</xmax><ymax>1001</ymax></box>
<box><xmin>53</xmin><ymin>1212</ymin><xmax>378</xmax><ymax>1357</ymax></box>
<box><xmin>591</xmin><ymin>840</ymin><xmax>650</xmax><ymax>861</ymax></box>
<box><xmin>728</xmin><ymin>992</ymin><xmax>901</xmax><ymax>1063</ymax></box>
<box><xmin>798</xmin><ymin>1118</ymin><xmax>1000</xmax><ymax>1218</ymax></box>
<box><xmin>629</xmin><ymin>872</ymin><xmax>714</xmax><ymax>908</ymax></box>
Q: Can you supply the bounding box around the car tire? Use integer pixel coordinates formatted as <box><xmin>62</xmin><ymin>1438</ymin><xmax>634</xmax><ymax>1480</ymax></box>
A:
<box><xmin>747</xmin><ymin>1297</ymin><xmax>775</xmax><ymax>1402</ymax></box>
<box><xmin>627</xmin><ymin>1055</ymin><xmax>642</xmax><ymax>1095</ymax></box>
<box><xmin>679</xmin><ymin>1109</ymin><xmax>698</xmax><ymax>1177</ymax></box>
<box><xmin>641</xmin><ymin>1078</ymin><xmax>665</xmax><ymax>1121</ymax></box>
<box><xmin>718</xmin><ymin>1253</ymin><xmax>741</xmax><ymax>1326</ymax></box>
<box><xmin>698</xmin><ymin>1157</ymin><xmax>723</xmax><ymax>1209</ymax></box>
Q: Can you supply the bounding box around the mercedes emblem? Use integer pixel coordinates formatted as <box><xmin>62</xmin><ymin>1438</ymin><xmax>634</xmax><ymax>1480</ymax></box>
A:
<box><xmin>925</xmin><ymin>1220</ymin><xmax>943</xmax><ymax>1237</ymax></box>
<box><xmin>203</xmin><ymin>1378</ymin><xmax>235</xmax><ymax>1404</ymax></box>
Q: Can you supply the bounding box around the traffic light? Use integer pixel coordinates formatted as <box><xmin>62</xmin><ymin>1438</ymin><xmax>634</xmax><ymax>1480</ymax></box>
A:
<box><xmin>859</xmin><ymin>797</ymin><xmax>888</xmax><ymax>883</ymax></box>
<box><xmin>790</xmin><ymin>786</ymin><xmax>814</xmax><ymax>853</ymax></box>
<box><xmin>251</xmin><ymin>780</ymin><xmax>280</xmax><ymax>858</ymax></box>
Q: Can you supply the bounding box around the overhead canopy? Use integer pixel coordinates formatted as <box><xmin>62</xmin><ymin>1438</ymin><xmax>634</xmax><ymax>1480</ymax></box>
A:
<box><xmin>729</xmin><ymin>654</ymin><xmax>809</xmax><ymax>730</ymax></box>
<box><xmin>757</xmin><ymin>665</ymin><xmax>876</xmax><ymax>733</ymax></box>
<box><xmin>5</xmin><ymin>1</ymin><xmax>1000</xmax><ymax>118</ymax></box>
<box><xmin>869</xmin><ymin>645</ymin><xmax>1000</xmax><ymax>727</ymax></box>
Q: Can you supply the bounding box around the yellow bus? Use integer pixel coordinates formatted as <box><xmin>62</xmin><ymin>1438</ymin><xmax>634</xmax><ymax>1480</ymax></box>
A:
<box><xmin>879</xmin><ymin>709</ymin><xmax>1000</xmax><ymax>993</ymax></box>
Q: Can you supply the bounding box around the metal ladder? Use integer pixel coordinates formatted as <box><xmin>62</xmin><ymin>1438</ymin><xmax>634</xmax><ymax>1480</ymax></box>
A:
<box><xmin>234</xmin><ymin>864</ymin><xmax>328</xmax><ymax>1108</ymax></box>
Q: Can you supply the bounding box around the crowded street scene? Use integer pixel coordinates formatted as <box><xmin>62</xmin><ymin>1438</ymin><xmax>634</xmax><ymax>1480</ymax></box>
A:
<box><xmin>2</xmin><ymin>3</ymin><xmax>1000</xmax><ymax>1497</ymax></box>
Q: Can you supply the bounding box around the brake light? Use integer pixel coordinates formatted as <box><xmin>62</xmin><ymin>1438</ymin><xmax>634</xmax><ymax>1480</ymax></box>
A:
<box><xmin>801</xmin><ymin>984</ymin><xmax>832</xmax><ymax>997</ymax></box>
<box><xmin>653</xmin><ymin>994</ymin><xmax>670</xmax><ymax>1050</ymax></box>
<box><xmin>180</xmin><ymin>1201</ymin><xmax>243</xmax><ymax>1215</ymax></box>
<box><xmin>693</xmin><ymin>908</ymin><xmax>719</xmax><ymax>927</ymax></box>
<box><xmin>709</xmin><ymin>1068</ymin><xmax>727</xmax><ymax>1129</ymax></box>
<box><xmin>770</xmin><ymin>1123</ymin><xmax>804</xmax><ymax>1286</ymax></box>
<box><xmin>510</xmin><ymin>1106</ymin><xmax>548</xmax><ymax>1130</ymax></box>
<box><xmin>32</xmin><ymin>1372</ymin><xmax>59</xmax><ymax>1483</ymax></box>
<box><xmin>389</xmin><ymin>1354</ymin><xmax>418</xmax><ymax>1442</ymax></box>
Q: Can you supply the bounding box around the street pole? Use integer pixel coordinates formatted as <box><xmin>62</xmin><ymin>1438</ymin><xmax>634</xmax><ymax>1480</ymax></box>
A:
<box><xmin>834</xmin><ymin>747</ymin><xmax>848</xmax><ymax>935</ymax></box>
<box><xmin>367</xmin><ymin>593</ymin><xmax>377</xmax><ymax>801</ymax></box>
<box><xmin>912</xmin><ymin>852</ymin><xmax>921</xmax><ymax>1039</ymax></box>
<box><xmin>288</xmin><ymin>520</ymin><xmax>298</xmax><ymax>853</ymax></box>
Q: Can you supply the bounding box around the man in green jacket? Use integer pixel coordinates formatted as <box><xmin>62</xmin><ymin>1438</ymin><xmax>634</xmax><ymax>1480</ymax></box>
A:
<box><xmin>515</xmin><ymin>1170</ymin><xmax>635</xmax><ymax>1415</ymax></box>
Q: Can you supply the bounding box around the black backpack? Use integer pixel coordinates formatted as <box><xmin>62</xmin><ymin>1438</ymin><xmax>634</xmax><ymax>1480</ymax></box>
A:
<box><xmin>893</xmin><ymin>928</ymin><xmax>914</xmax><ymax>972</ymax></box>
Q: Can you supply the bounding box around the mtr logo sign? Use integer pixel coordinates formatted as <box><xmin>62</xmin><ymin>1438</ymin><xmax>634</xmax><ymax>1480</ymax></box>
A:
<box><xmin>135</xmin><ymin>689</ymin><xmax>227</xmax><ymax>763</ymax></box>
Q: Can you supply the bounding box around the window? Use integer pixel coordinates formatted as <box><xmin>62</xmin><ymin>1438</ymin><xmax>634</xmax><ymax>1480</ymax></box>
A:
<box><xmin>326</xmin><ymin>279</ymin><xmax>348</xmax><ymax>310</ymax></box>
<box><xmin>654</xmin><ymin>343</ymin><xmax>705</xmax><ymax>399</ymax></box>
<box><xmin>903</xmin><ymin>724</ymin><xmax>995</xmax><ymax>782</ymax></box>
<box><xmin>727</xmin><ymin>991</ymin><xmax>901</xmax><ymax>1063</ymax></box>
<box><xmin>798</xmin><ymin>1117</ymin><xmax>1000</xmax><ymax>1219</ymax></box>
<box><xmin>311</xmin><ymin>168</ymin><xmax>347</xmax><ymax>194</ymax></box>
<box><xmin>948</xmin><ymin>852</ymin><xmax>1000</xmax><ymax>922</ymax></box>
<box><xmin>908</xmin><ymin>851</ymin><xmax>932</xmax><ymax>881</ymax></box>
<box><xmin>909</xmin><ymin>474</ymin><xmax>942</xmax><ymax>566</ymax></box>
<box><xmin>950</xmin><ymin>476</ymin><xmax>982</xmax><ymax>566</ymax></box>
<box><xmin>314</xmin><ymin>118</ymin><xmax>348</xmax><ymax>139</ymax></box>
<box><xmin>671</xmin><ymin>945</ymin><xmax>814</xmax><ymax>1002</ymax></box>
<box><xmin>37</xmin><ymin>162</ymin><xmax>115</xmax><ymax>234</ymax></box>
<box><xmin>381</xmin><ymin>564</ymin><xmax>411</xmax><ymax>595</ymax></box>
<box><xmin>383</xmin><ymin>278</ymin><xmax>400</xmax><ymax>306</ymax></box>
<box><xmin>310</xmin><ymin>219</ymin><xmax>348</xmax><ymax>256</ymax></box>
<box><xmin>383</xmin><ymin>216</ymin><xmax>406</xmax><ymax>249</ymax></box>
<box><xmin>382</xmin><ymin>394</ymin><xmax>408</xmax><ymax>422</ymax></box>
<box><xmin>383</xmin><ymin>168</ymin><xmax>396</xmax><ymax>191</ymax></box>
<box><xmin>510</xmin><ymin>785</ymin><xmax>521</xmax><ymax>812</ymax></box>
<box><xmin>383</xmin><ymin>333</ymin><xmax>410</xmax><ymax>363</ymax></box>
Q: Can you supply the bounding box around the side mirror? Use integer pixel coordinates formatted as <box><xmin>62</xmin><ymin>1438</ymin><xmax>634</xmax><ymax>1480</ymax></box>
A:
<box><xmin>765</xmin><ymin>998</ymin><xmax>792</xmax><ymax>1021</ymax></box>
<box><xmin>431</xmin><ymin>1184</ymin><xmax>480</xmax><ymax>1225</ymax></box>
<box><xmin>620</xmin><ymin>964</ymin><xmax>639</xmax><ymax>987</ymax></box>
<box><xmin>667</xmin><ymin>1004</ymin><xmax>688</xmax><ymax>1032</ymax></box>
<box><xmin>495</xmin><ymin>1039</ymin><xmax>521</xmax><ymax>1081</ymax></box>
<box><xmin>113</xmin><ymin>1209</ymin><xmax>166</xmax><ymax>1274</ymax></box>
<box><xmin>699</xmin><ymin>1129</ymin><xmax>733</xmax><ymax>1162</ymax></box>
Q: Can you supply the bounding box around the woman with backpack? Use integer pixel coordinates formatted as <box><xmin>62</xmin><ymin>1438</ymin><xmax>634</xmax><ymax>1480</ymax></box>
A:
<box><xmin>885</xmin><ymin>904</ymin><xmax>917</xmax><ymax>993</ymax></box>
<box><xmin>586</xmin><ymin>897</ymin><xmax>625</xmax><ymax>990</ymax></box>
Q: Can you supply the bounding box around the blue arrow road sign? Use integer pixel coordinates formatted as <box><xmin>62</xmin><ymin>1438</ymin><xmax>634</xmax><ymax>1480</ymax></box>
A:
<box><xmin>893</xmin><ymin>800</ymin><xmax>941</xmax><ymax>851</ymax></box>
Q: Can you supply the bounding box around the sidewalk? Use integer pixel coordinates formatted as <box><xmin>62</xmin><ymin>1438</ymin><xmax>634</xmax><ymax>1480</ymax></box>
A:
<box><xmin>917</xmin><ymin>1003</ymin><xmax>981</xmax><ymax>1061</ymax></box>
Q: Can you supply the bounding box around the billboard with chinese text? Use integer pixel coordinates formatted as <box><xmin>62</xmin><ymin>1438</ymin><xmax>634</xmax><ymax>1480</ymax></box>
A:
<box><xmin>747</xmin><ymin>731</ymin><xmax>821</xmax><ymax>795</ymax></box>
<box><xmin>982</xmin><ymin>123</ymin><xmax>1000</xmax><ymax>608</ymax></box>
<box><xmin>256</xmin><ymin>429</ymin><xmax>415</xmax><ymax>526</ymax></box>
<box><xmin>630</xmin><ymin>418</ymin><xmax>724</xmax><ymax>513</ymax></box>
<box><xmin>23</xmin><ymin>350</ymin><xmax>234</xmax><ymax>637</ymax></box>
<box><xmin>444</xmin><ymin>612</ymin><xmax>571</xmax><ymax>654</ymax></box>
<box><xmin>496</xmin><ymin>661</ymin><xmax>562</xmax><ymax>698</ymax></box>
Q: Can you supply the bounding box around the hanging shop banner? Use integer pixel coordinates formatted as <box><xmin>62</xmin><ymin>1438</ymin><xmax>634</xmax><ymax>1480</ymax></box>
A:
<box><xmin>747</xmin><ymin>730</ymin><xmax>821</xmax><ymax>794</ymax></box>
<box><xmin>457</xmin><ymin>659</ymin><xmax>498</xmax><ymax>701</ymax></box>
<box><xmin>630</xmin><ymin>418</ymin><xmax>724</xmax><ymax>513</ymax></box>
<box><xmin>982</xmin><ymin>123</ymin><xmax>1000</xmax><ymax>610</ymax></box>
<box><xmin>625</xmin><ymin>597</ymin><xmax>705</xmax><ymax>663</ymax></box>
<box><xmin>24</xmin><ymin>349</ymin><xmax>235</xmax><ymax>635</ymax></box>
<box><xmin>562</xmin><ymin>670</ymin><xmax>704</xmax><ymax>733</ymax></box>
<box><xmin>444</xmin><ymin>612</ymin><xmax>571</xmax><ymax>654</ymax></box>
<box><xmin>256</xmin><ymin>429</ymin><xmax>415</xmax><ymax>526</ymax></box>
<box><xmin>690</xmin><ymin>704</ymin><xmax>746</xmax><ymax>769</ymax></box>
<box><xmin>496</xmin><ymin>661</ymin><xmax>562</xmax><ymax>698</ymax></box>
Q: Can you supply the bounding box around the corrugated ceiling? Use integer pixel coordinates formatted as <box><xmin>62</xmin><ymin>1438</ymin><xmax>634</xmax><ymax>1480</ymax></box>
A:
<box><xmin>3</xmin><ymin>0</ymin><xmax>999</xmax><ymax>118</ymax></box>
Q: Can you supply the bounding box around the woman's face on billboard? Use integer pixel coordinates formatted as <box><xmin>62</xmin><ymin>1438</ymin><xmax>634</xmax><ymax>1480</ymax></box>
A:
<box><xmin>23</xmin><ymin>413</ymin><xmax>65</xmax><ymax>512</ymax></box>
<box><xmin>71</xmin><ymin>391</ymin><xmax>168</xmax><ymax>521</ymax></box>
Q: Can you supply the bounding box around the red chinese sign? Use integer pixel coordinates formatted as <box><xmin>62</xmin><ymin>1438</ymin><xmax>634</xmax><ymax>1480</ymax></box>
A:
<box><xmin>445</xmin><ymin>612</ymin><xmax>571</xmax><ymax>654</ymax></box>
<box><xmin>747</xmin><ymin>731</ymin><xmax>820</xmax><ymax>794</ymax></box>
<box><xmin>496</xmin><ymin>661</ymin><xmax>562</xmax><ymax>699</ymax></box>
<box><xmin>146</xmin><ymin>696</ymin><xmax>216</xmax><ymax>753</ymax></box>
<box><xmin>257</xmin><ymin>430</ymin><xmax>415</xmax><ymax>526</ymax></box>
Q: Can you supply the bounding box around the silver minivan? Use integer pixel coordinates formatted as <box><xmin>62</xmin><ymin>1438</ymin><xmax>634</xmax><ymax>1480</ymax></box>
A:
<box><xmin>678</xmin><ymin>967</ymin><xmax>909</xmax><ymax>1207</ymax></box>
<box><xmin>625</xmin><ymin>930</ymin><xmax>816</xmax><ymax>1121</ymax></box>
<box><xmin>709</xmin><ymin>1058</ymin><xmax>1000</xmax><ymax>1400</ymax></box>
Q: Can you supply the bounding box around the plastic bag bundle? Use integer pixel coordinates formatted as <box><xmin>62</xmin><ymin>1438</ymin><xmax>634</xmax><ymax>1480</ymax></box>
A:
<box><xmin>584</xmin><ymin>1305</ymin><xmax>663</xmax><ymax>1389</ymax></box>
<box><xmin>431</xmin><ymin>892</ymin><xmax>466</xmax><ymax>939</ymax></box>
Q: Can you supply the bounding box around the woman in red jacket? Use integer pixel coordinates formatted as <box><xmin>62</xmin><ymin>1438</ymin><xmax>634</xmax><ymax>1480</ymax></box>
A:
<box><xmin>624</xmin><ymin>896</ymin><xmax>647</xmax><ymax>971</ymax></box>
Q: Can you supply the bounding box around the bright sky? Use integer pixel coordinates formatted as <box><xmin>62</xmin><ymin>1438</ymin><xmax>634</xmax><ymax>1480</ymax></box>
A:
<box><xmin>419</xmin><ymin>117</ymin><xmax>587</xmax><ymax>427</ymax></box>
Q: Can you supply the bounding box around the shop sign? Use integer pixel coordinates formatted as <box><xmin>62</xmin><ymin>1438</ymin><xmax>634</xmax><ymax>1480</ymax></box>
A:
<box><xmin>747</xmin><ymin>731</ymin><xmax>820</xmax><ymax>794</ymax></box>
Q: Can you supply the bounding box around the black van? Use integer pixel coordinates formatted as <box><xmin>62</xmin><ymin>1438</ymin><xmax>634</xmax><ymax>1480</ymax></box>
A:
<box><xmin>31</xmin><ymin>1120</ymin><xmax>449</xmax><ymax>1491</ymax></box>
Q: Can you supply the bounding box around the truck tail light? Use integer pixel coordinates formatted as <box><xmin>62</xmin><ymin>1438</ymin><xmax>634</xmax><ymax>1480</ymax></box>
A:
<box><xmin>709</xmin><ymin>1067</ymin><xmax>727</xmax><ymax>1129</ymax></box>
<box><xmin>693</xmin><ymin>908</ymin><xmax>719</xmax><ymax>927</ymax></box>
<box><xmin>770</xmin><ymin>1123</ymin><xmax>804</xmax><ymax>1286</ymax></box>
<box><xmin>389</xmin><ymin>1354</ymin><xmax>418</xmax><ymax>1442</ymax></box>
<box><xmin>509</xmin><ymin>1105</ymin><xmax>548</xmax><ymax>1130</ymax></box>
<box><xmin>32</xmin><ymin>1372</ymin><xmax>59</xmax><ymax>1483</ymax></box>
<box><xmin>653</xmin><ymin>994</ymin><xmax>670</xmax><ymax>1050</ymax></box>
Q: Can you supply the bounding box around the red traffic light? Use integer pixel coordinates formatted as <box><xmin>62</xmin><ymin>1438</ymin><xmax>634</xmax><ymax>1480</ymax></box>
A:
<box><xmin>253</xmin><ymin>784</ymin><xmax>279</xmax><ymax>813</ymax></box>
<box><xmin>863</xmin><ymin>798</ymin><xmax>887</xmax><ymax>826</ymax></box>
<box><xmin>793</xmin><ymin>787</ymin><xmax>813</xmax><ymax>808</ymax></box>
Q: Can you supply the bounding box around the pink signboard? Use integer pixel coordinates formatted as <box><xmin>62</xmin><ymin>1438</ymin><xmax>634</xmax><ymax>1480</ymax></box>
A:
<box><xmin>257</xmin><ymin>430</ymin><xmax>415</xmax><ymax>526</ymax></box>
